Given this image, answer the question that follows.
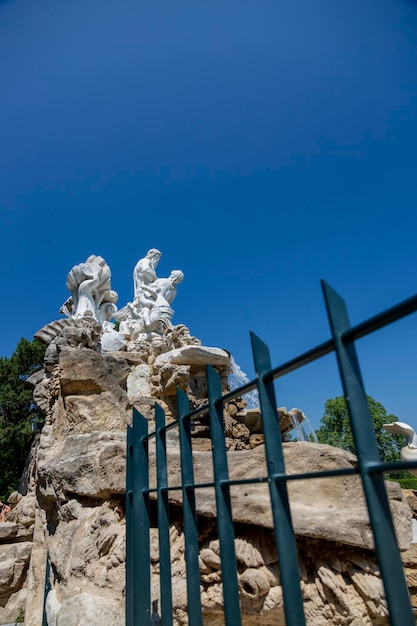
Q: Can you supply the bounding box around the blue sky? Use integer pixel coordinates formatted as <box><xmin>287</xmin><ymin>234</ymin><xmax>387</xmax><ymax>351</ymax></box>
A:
<box><xmin>1</xmin><ymin>0</ymin><xmax>417</xmax><ymax>430</ymax></box>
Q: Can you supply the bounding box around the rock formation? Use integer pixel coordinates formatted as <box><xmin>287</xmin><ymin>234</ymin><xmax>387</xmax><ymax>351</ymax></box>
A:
<box><xmin>0</xmin><ymin>251</ymin><xmax>415</xmax><ymax>625</ymax></box>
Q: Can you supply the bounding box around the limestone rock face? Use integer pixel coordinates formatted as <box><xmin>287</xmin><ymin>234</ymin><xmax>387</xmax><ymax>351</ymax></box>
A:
<box><xmin>0</xmin><ymin>542</ymin><xmax>32</xmax><ymax>593</ymax></box>
<box><xmin>400</xmin><ymin>490</ymin><xmax>417</xmax><ymax>610</ymax></box>
<box><xmin>37</xmin><ymin>432</ymin><xmax>126</xmax><ymax>502</ymax></box>
<box><xmin>54</xmin><ymin>592</ymin><xmax>124</xmax><ymax>626</ymax></box>
<box><xmin>2</xmin><ymin>333</ymin><xmax>414</xmax><ymax>626</ymax></box>
<box><xmin>0</xmin><ymin>540</ymin><xmax>32</xmax><ymax>624</ymax></box>
<box><xmin>54</xmin><ymin>348</ymin><xmax>130</xmax><ymax>435</ymax></box>
<box><xmin>0</xmin><ymin>488</ymin><xmax>36</xmax><ymax>623</ymax></box>
<box><xmin>148</xmin><ymin>441</ymin><xmax>411</xmax><ymax>552</ymax></box>
<box><xmin>146</xmin><ymin>506</ymin><xmax>399</xmax><ymax>626</ymax></box>
<box><xmin>0</xmin><ymin>522</ymin><xmax>33</xmax><ymax>542</ymax></box>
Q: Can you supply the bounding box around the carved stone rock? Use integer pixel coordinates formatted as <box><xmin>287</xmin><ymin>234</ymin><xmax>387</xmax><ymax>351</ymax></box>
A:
<box><xmin>147</xmin><ymin>441</ymin><xmax>412</xmax><ymax>552</ymax></box>
<box><xmin>37</xmin><ymin>432</ymin><xmax>126</xmax><ymax>501</ymax></box>
<box><xmin>0</xmin><ymin>541</ymin><xmax>32</xmax><ymax>623</ymax></box>
<box><xmin>2</xmin><ymin>287</ymin><xmax>414</xmax><ymax>625</ymax></box>
<box><xmin>154</xmin><ymin>345</ymin><xmax>230</xmax><ymax>367</ymax></box>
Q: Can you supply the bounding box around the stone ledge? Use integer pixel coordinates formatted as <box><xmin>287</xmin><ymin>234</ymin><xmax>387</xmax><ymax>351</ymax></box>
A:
<box><xmin>154</xmin><ymin>345</ymin><xmax>230</xmax><ymax>367</ymax></box>
<box><xmin>0</xmin><ymin>523</ymin><xmax>33</xmax><ymax>543</ymax></box>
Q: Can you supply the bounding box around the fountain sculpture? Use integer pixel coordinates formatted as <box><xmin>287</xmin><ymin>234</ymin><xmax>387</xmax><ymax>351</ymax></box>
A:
<box><xmin>2</xmin><ymin>250</ymin><xmax>411</xmax><ymax>626</ymax></box>
<box><xmin>36</xmin><ymin>250</ymin><xmax>186</xmax><ymax>353</ymax></box>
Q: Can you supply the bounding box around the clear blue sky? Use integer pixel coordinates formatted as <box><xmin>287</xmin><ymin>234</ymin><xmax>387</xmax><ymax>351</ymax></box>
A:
<box><xmin>1</xmin><ymin>0</ymin><xmax>417</xmax><ymax>430</ymax></box>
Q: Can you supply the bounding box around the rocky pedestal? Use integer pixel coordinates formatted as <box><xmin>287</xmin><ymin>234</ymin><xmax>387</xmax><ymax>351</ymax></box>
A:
<box><xmin>0</xmin><ymin>487</ymin><xmax>36</xmax><ymax>624</ymax></box>
<box><xmin>0</xmin><ymin>331</ymin><xmax>415</xmax><ymax>625</ymax></box>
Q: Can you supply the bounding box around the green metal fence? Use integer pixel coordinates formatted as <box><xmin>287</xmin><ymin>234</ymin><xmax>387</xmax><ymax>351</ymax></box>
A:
<box><xmin>126</xmin><ymin>280</ymin><xmax>417</xmax><ymax>625</ymax></box>
<box><xmin>42</xmin><ymin>552</ymin><xmax>51</xmax><ymax>626</ymax></box>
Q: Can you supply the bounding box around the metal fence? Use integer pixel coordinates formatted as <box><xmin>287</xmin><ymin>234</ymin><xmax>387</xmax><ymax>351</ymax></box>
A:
<box><xmin>126</xmin><ymin>280</ymin><xmax>417</xmax><ymax>626</ymax></box>
<box><xmin>42</xmin><ymin>553</ymin><xmax>51</xmax><ymax>626</ymax></box>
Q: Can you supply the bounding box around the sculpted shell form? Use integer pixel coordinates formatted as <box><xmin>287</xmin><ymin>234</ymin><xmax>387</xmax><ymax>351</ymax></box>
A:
<box><xmin>34</xmin><ymin>318</ymin><xmax>99</xmax><ymax>346</ymax></box>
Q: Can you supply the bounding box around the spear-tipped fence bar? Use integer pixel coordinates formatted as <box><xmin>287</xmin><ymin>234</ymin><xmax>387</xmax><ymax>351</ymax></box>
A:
<box><xmin>41</xmin><ymin>552</ymin><xmax>51</xmax><ymax>626</ymax></box>
<box><xmin>125</xmin><ymin>284</ymin><xmax>417</xmax><ymax>626</ymax></box>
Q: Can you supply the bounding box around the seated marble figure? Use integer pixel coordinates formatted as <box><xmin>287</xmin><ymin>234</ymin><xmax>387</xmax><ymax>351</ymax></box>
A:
<box><xmin>115</xmin><ymin>251</ymin><xmax>184</xmax><ymax>339</ymax></box>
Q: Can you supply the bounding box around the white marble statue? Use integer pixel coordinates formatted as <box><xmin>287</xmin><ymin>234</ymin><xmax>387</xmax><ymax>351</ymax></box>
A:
<box><xmin>114</xmin><ymin>251</ymin><xmax>184</xmax><ymax>340</ymax></box>
<box><xmin>383</xmin><ymin>421</ymin><xmax>417</xmax><ymax>475</ymax></box>
<box><xmin>133</xmin><ymin>248</ymin><xmax>162</xmax><ymax>301</ymax></box>
<box><xmin>152</xmin><ymin>270</ymin><xmax>184</xmax><ymax>324</ymax></box>
<box><xmin>128</xmin><ymin>269</ymin><xmax>184</xmax><ymax>330</ymax></box>
<box><xmin>61</xmin><ymin>255</ymin><xmax>118</xmax><ymax>325</ymax></box>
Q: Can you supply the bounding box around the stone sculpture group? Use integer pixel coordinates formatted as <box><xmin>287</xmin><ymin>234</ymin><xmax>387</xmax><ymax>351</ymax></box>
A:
<box><xmin>116</xmin><ymin>248</ymin><xmax>184</xmax><ymax>340</ymax></box>
<box><xmin>40</xmin><ymin>249</ymin><xmax>185</xmax><ymax>353</ymax></box>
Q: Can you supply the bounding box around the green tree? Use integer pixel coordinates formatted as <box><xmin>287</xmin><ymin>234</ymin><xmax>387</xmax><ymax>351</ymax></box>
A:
<box><xmin>0</xmin><ymin>338</ymin><xmax>46</xmax><ymax>500</ymax></box>
<box><xmin>316</xmin><ymin>395</ymin><xmax>402</xmax><ymax>463</ymax></box>
<box><xmin>316</xmin><ymin>395</ymin><xmax>417</xmax><ymax>487</ymax></box>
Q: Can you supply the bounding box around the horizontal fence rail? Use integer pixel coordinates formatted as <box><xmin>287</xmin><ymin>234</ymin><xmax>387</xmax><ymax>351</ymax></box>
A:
<box><xmin>126</xmin><ymin>282</ymin><xmax>417</xmax><ymax>626</ymax></box>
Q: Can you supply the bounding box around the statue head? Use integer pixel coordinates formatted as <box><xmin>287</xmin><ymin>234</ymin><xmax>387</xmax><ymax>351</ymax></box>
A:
<box><xmin>86</xmin><ymin>254</ymin><xmax>106</xmax><ymax>267</ymax></box>
<box><xmin>147</xmin><ymin>248</ymin><xmax>162</xmax><ymax>262</ymax></box>
<box><xmin>170</xmin><ymin>270</ymin><xmax>184</xmax><ymax>285</ymax></box>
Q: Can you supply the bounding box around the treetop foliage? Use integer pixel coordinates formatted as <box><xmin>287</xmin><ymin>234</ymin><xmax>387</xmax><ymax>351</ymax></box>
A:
<box><xmin>0</xmin><ymin>338</ymin><xmax>46</xmax><ymax>500</ymax></box>
<box><xmin>316</xmin><ymin>394</ymin><xmax>417</xmax><ymax>487</ymax></box>
<box><xmin>316</xmin><ymin>395</ymin><xmax>403</xmax><ymax>463</ymax></box>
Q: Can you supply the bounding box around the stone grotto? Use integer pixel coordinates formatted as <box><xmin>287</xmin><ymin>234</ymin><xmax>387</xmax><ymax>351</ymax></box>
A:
<box><xmin>0</xmin><ymin>250</ymin><xmax>416</xmax><ymax>625</ymax></box>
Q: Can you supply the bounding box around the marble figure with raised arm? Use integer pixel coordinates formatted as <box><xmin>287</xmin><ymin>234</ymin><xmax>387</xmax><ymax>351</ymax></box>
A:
<box><xmin>63</xmin><ymin>255</ymin><xmax>118</xmax><ymax>325</ymax></box>
<box><xmin>115</xmin><ymin>250</ymin><xmax>184</xmax><ymax>340</ymax></box>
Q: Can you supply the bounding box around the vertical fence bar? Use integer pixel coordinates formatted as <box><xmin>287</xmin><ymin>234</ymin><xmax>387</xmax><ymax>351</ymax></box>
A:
<box><xmin>129</xmin><ymin>407</ymin><xmax>151</xmax><ymax>626</ymax></box>
<box><xmin>321</xmin><ymin>281</ymin><xmax>414</xmax><ymax>626</ymax></box>
<box><xmin>177</xmin><ymin>388</ymin><xmax>203</xmax><ymax>626</ymax></box>
<box><xmin>250</xmin><ymin>332</ymin><xmax>306</xmax><ymax>626</ymax></box>
<box><xmin>206</xmin><ymin>365</ymin><xmax>241</xmax><ymax>625</ymax></box>
<box><xmin>126</xmin><ymin>419</ymin><xmax>134</xmax><ymax>626</ymax></box>
<box><xmin>41</xmin><ymin>552</ymin><xmax>51</xmax><ymax>626</ymax></box>
<box><xmin>155</xmin><ymin>402</ymin><xmax>173</xmax><ymax>626</ymax></box>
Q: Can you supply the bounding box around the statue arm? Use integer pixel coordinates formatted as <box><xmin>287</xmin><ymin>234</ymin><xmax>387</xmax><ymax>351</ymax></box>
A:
<box><xmin>141</xmin><ymin>284</ymin><xmax>158</xmax><ymax>299</ymax></box>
